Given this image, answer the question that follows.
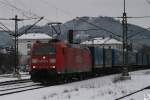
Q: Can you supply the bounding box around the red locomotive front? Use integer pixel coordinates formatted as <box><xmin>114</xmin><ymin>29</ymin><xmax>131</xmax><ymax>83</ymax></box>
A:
<box><xmin>29</xmin><ymin>40</ymin><xmax>92</xmax><ymax>82</ymax></box>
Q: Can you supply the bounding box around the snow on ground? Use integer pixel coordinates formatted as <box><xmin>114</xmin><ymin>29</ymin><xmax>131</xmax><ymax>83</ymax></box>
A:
<box><xmin>0</xmin><ymin>72</ymin><xmax>30</xmax><ymax>82</ymax></box>
<box><xmin>121</xmin><ymin>90</ymin><xmax>150</xmax><ymax>100</ymax></box>
<box><xmin>1</xmin><ymin>70</ymin><xmax>150</xmax><ymax>100</ymax></box>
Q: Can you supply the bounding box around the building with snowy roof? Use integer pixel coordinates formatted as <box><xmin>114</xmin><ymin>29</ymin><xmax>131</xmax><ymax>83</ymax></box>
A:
<box><xmin>81</xmin><ymin>37</ymin><xmax>122</xmax><ymax>50</ymax></box>
<box><xmin>18</xmin><ymin>33</ymin><xmax>52</xmax><ymax>67</ymax></box>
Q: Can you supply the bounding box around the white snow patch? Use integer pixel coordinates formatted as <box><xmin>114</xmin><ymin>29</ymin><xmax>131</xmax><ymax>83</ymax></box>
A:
<box><xmin>81</xmin><ymin>37</ymin><xmax>122</xmax><ymax>45</ymax></box>
<box><xmin>0</xmin><ymin>72</ymin><xmax>30</xmax><ymax>82</ymax></box>
<box><xmin>18</xmin><ymin>33</ymin><xmax>52</xmax><ymax>40</ymax></box>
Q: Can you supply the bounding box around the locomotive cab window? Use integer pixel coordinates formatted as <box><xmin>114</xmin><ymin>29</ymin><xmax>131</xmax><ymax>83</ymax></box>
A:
<box><xmin>32</xmin><ymin>45</ymin><xmax>56</xmax><ymax>55</ymax></box>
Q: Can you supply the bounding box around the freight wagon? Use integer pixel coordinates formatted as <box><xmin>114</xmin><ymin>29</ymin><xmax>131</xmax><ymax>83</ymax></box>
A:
<box><xmin>90</xmin><ymin>46</ymin><xmax>150</xmax><ymax>74</ymax></box>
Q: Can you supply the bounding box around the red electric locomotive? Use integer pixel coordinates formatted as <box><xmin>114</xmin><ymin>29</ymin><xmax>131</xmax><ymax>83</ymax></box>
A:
<box><xmin>29</xmin><ymin>39</ymin><xmax>92</xmax><ymax>82</ymax></box>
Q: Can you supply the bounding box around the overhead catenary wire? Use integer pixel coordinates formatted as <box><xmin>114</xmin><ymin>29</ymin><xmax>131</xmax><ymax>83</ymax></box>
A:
<box><xmin>37</xmin><ymin>0</ymin><xmax>76</xmax><ymax>25</ymax></box>
<box><xmin>0</xmin><ymin>17</ymin><xmax>40</xmax><ymax>21</ymax></box>
<box><xmin>0</xmin><ymin>0</ymin><xmax>62</xmax><ymax>23</ymax></box>
<box><xmin>0</xmin><ymin>0</ymin><xmax>47</xmax><ymax>33</ymax></box>
<box><xmin>111</xmin><ymin>16</ymin><xmax>150</xmax><ymax>19</ymax></box>
<box><xmin>0</xmin><ymin>16</ymin><xmax>43</xmax><ymax>37</ymax></box>
<box><xmin>76</xmin><ymin>17</ymin><xmax>122</xmax><ymax>39</ymax></box>
<box><xmin>10</xmin><ymin>0</ymin><xmax>41</xmax><ymax>19</ymax></box>
<box><xmin>0</xmin><ymin>0</ymin><xmax>30</xmax><ymax>18</ymax></box>
<box><xmin>0</xmin><ymin>21</ymin><xmax>17</xmax><ymax>37</ymax></box>
<box><xmin>128</xmin><ymin>26</ymin><xmax>150</xmax><ymax>39</ymax></box>
<box><xmin>0</xmin><ymin>0</ymin><xmax>39</xmax><ymax>19</ymax></box>
<box><xmin>7</xmin><ymin>0</ymin><xmax>54</xmax><ymax>23</ymax></box>
<box><xmin>0</xmin><ymin>25</ymin><xmax>14</xmax><ymax>36</ymax></box>
<box><xmin>4</xmin><ymin>0</ymin><xmax>40</xmax><ymax>19</ymax></box>
<box><xmin>13</xmin><ymin>0</ymin><xmax>27</xmax><ymax>9</ymax></box>
<box><xmin>38</xmin><ymin>0</ymin><xmax>74</xmax><ymax>18</ymax></box>
<box><xmin>20</xmin><ymin>17</ymin><xmax>44</xmax><ymax>35</ymax></box>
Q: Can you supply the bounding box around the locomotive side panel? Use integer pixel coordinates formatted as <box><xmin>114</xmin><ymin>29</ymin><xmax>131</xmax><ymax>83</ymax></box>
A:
<box><xmin>82</xmin><ymin>48</ymin><xmax>92</xmax><ymax>71</ymax></box>
<box><xmin>55</xmin><ymin>46</ymin><xmax>64</xmax><ymax>74</ymax></box>
<box><xmin>63</xmin><ymin>47</ymin><xmax>92</xmax><ymax>73</ymax></box>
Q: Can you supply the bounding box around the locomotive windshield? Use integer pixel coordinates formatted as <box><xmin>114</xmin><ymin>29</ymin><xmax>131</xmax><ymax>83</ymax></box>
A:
<box><xmin>32</xmin><ymin>45</ymin><xmax>55</xmax><ymax>55</ymax></box>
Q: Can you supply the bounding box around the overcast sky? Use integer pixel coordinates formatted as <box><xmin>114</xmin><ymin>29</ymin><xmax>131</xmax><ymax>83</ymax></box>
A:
<box><xmin>0</xmin><ymin>0</ymin><xmax>150</xmax><ymax>29</ymax></box>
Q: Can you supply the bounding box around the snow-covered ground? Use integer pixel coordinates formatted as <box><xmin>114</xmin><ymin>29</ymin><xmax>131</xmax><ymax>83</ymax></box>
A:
<box><xmin>1</xmin><ymin>70</ymin><xmax>150</xmax><ymax>100</ymax></box>
<box><xmin>0</xmin><ymin>72</ymin><xmax>30</xmax><ymax>82</ymax></box>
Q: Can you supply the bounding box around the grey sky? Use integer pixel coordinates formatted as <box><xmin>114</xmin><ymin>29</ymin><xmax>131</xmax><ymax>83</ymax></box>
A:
<box><xmin>0</xmin><ymin>0</ymin><xmax>150</xmax><ymax>29</ymax></box>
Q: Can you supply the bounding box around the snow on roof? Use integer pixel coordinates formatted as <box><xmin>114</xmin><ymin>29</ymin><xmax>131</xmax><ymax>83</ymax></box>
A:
<box><xmin>81</xmin><ymin>37</ymin><xmax>122</xmax><ymax>45</ymax></box>
<box><xmin>18</xmin><ymin>33</ymin><xmax>52</xmax><ymax>40</ymax></box>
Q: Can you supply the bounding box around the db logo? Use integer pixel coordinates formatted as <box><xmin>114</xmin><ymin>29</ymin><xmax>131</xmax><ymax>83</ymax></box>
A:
<box><xmin>144</xmin><ymin>94</ymin><xmax>150</xmax><ymax>100</ymax></box>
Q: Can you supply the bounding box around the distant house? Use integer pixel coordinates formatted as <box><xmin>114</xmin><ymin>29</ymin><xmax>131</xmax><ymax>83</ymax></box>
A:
<box><xmin>81</xmin><ymin>37</ymin><xmax>122</xmax><ymax>50</ymax></box>
<box><xmin>18</xmin><ymin>33</ymin><xmax>52</xmax><ymax>66</ymax></box>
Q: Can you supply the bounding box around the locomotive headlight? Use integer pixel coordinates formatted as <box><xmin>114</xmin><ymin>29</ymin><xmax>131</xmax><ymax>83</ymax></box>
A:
<box><xmin>32</xmin><ymin>59</ymin><xmax>38</xmax><ymax>63</ymax></box>
<box><xmin>42</xmin><ymin>56</ymin><xmax>46</xmax><ymax>59</ymax></box>
<box><xmin>50</xmin><ymin>66</ymin><xmax>55</xmax><ymax>69</ymax></box>
<box><xmin>50</xmin><ymin>58</ymin><xmax>56</xmax><ymax>63</ymax></box>
<box><xmin>32</xmin><ymin>66</ymin><xmax>36</xmax><ymax>69</ymax></box>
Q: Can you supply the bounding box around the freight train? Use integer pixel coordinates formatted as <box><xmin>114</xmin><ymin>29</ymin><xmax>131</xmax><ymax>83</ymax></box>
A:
<box><xmin>29</xmin><ymin>39</ymin><xmax>92</xmax><ymax>82</ymax></box>
<box><xmin>29</xmin><ymin>39</ymin><xmax>150</xmax><ymax>82</ymax></box>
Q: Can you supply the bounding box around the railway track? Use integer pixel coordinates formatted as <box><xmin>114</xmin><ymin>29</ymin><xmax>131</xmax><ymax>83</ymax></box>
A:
<box><xmin>0</xmin><ymin>79</ymin><xmax>46</xmax><ymax>96</ymax></box>
<box><xmin>0</xmin><ymin>75</ymin><xmax>90</xmax><ymax>96</ymax></box>
<box><xmin>0</xmin><ymin>79</ymin><xmax>32</xmax><ymax>86</ymax></box>
<box><xmin>0</xmin><ymin>84</ymin><xmax>45</xmax><ymax>96</ymax></box>
<box><xmin>115</xmin><ymin>85</ymin><xmax>150</xmax><ymax>100</ymax></box>
<box><xmin>0</xmin><ymin>77</ymin><xmax>85</xmax><ymax>96</ymax></box>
